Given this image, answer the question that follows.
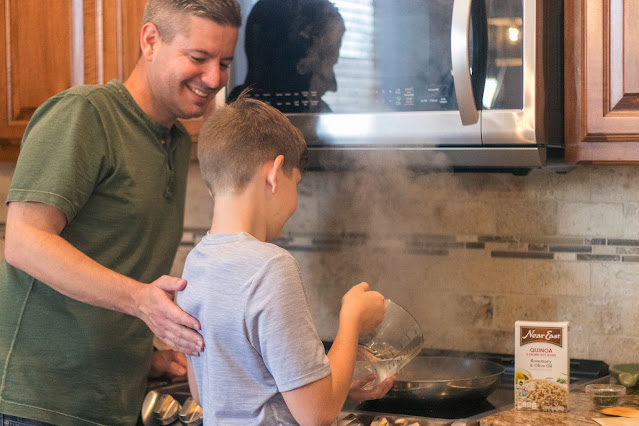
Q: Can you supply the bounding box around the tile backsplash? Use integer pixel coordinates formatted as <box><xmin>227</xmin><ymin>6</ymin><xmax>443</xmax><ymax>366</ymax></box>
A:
<box><xmin>177</xmin><ymin>163</ymin><xmax>639</xmax><ymax>366</ymax></box>
<box><xmin>1</xmin><ymin>161</ymin><xmax>638</xmax><ymax>365</ymax></box>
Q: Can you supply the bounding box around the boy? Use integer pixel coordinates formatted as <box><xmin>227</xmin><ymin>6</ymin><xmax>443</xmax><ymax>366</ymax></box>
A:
<box><xmin>177</xmin><ymin>93</ymin><xmax>390</xmax><ymax>425</ymax></box>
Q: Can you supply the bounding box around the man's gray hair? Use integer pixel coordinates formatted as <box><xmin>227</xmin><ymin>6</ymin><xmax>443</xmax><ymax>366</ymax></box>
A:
<box><xmin>143</xmin><ymin>0</ymin><xmax>241</xmax><ymax>41</ymax></box>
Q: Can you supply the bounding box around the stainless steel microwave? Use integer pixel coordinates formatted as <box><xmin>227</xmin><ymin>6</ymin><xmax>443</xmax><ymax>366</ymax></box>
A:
<box><xmin>228</xmin><ymin>0</ymin><xmax>564</xmax><ymax>172</ymax></box>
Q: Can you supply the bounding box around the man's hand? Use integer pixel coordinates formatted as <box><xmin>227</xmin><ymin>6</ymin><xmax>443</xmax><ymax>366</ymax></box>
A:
<box><xmin>148</xmin><ymin>349</ymin><xmax>187</xmax><ymax>380</ymax></box>
<box><xmin>348</xmin><ymin>375</ymin><xmax>395</xmax><ymax>402</ymax></box>
<box><xmin>135</xmin><ymin>276</ymin><xmax>204</xmax><ymax>356</ymax></box>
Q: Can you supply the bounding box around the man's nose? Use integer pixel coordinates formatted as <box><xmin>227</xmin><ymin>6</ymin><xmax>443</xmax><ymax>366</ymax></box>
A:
<box><xmin>202</xmin><ymin>63</ymin><xmax>222</xmax><ymax>89</ymax></box>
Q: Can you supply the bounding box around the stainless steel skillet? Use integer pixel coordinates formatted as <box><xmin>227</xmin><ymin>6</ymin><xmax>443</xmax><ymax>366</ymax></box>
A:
<box><xmin>383</xmin><ymin>356</ymin><xmax>505</xmax><ymax>403</ymax></box>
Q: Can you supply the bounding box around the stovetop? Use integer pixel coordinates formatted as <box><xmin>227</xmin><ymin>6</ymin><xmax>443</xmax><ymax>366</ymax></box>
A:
<box><xmin>340</xmin><ymin>370</ymin><xmax>520</xmax><ymax>426</ymax></box>
<box><xmin>144</xmin><ymin>348</ymin><xmax>609</xmax><ymax>426</ymax></box>
<box><xmin>337</xmin><ymin>348</ymin><xmax>609</xmax><ymax>426</ymax></box>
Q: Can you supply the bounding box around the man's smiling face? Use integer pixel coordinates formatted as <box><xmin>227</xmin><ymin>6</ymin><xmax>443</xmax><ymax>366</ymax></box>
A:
<box><xmin>147</xmin><ymin>16</ymin><xmax>238</xmax><ymax>126</ymax></box>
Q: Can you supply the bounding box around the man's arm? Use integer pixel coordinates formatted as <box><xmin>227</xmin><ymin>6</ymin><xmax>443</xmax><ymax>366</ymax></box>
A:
<box><xmin>4</xmin><ymin>201</ymin><xmax>204</xmax><ymax>356</ymax></box>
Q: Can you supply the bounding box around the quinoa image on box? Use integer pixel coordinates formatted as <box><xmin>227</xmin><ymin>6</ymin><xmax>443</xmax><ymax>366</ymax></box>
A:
<box><xmin>515</xmin><ymin>321</ymin><xmax>570</xmax><ymax>412</ymax></box>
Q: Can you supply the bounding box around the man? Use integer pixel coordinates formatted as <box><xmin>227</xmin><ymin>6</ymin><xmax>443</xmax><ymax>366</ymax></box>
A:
<box><xmin>0</xmin><ymin>0</ymin><xmax>240</xmax><ymax>424</ymax></box>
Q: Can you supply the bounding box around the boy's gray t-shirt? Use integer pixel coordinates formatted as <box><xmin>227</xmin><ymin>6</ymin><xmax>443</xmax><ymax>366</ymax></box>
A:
<box><xmin>177</xmin><ymin>232</ymin><xmax>332</xmax><ymax>425</ymax></box>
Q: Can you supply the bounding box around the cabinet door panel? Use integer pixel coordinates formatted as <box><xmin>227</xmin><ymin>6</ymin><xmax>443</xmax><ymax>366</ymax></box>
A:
<box><xmin>565</xmin><ymin>0</ymin><xmax>639</xmax><ymax>163</ymax></box>
<box><xmin>84</xmin><ymin>0</ymin><xmax>146</xmax><ymax>84</ymax></box>
<box><xmin>119</xmin><ymin>0</ymin><xmax>146</xmax><ymax>79</ymax></box>
<box><xmin>0</xmin><ymin>0</ymin><xmax>75</xmax><ymax>141</ymax></box>
<box><xmin>607</xmin><ymin>0</ymin><xmax>639</xmax><ymax>114</ymax></box>
<box><xmin>613</xmin><ymin>0</ymin><xmax>639</xmax><ymax>111</ymax></box>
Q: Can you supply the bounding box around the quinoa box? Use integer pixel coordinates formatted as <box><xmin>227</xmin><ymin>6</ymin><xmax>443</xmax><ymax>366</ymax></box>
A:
<box><xmin>514</xmin><ymin>321</ymin><xmax>569</xmax><ymax>412</ymax></box>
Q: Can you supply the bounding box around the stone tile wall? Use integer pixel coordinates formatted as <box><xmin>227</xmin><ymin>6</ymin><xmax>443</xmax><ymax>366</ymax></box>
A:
<box><xmin>1</xmin><ymin>161</ymin><xmax>638</xmax><ymax>366</ymax></box>
<box><xmin>177</xmin><ymin>163</ymin><xmax>639</xmax><ymax>366</ymax></box>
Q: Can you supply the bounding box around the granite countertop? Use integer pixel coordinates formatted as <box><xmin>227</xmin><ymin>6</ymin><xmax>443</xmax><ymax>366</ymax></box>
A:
<box><xmin>480</xmin><ymin>384</ymin><xmax>639</xmax><ymax>425</ymax></box>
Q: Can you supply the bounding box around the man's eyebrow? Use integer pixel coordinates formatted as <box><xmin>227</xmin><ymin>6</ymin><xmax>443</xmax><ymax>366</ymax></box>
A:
<box><xmin>184</xmin><ymin>48</ymin><xmax>210</xmax><ymax>55</ymax></box>
<box><xmin>183</xmin><ymin>48</ymin><xmax>234</xmax><ymax>61</ymax></box>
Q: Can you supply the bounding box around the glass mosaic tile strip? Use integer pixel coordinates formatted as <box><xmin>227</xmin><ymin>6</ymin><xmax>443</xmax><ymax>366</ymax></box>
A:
<box><xmin>179</xmin><ymin>230</ymin><xmax>639</xmax><ymax>263</ymax></box>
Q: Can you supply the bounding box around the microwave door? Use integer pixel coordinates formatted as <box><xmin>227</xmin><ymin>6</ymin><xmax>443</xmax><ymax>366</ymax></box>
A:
<box><xmin>230</xmin><ymin>0</ymin><xmax>484</xmax><ymax>146</ymax></box>
<box><xmin>297</xmin><ymin>0</ymin><xmax>484</xmax><ymax>147</ymax></box>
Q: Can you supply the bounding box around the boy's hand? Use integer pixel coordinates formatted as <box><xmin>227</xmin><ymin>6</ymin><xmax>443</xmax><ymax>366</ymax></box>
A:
<box><xmin>349</xmin><ymin>375</ymin><xmax>395</xmax><ymax>402</ymax></box>
<box><xmin>341</xmin><ymin>282</ymin><xmax>385</xmax><ymax>335</ymax></box>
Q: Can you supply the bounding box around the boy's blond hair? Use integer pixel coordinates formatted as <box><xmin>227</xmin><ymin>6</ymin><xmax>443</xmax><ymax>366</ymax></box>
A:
<box><xmin>143</xmin><ymin>0</ymin><xmax>242</xmax><ymax>42</ymax></box>
<box><xmin>198</xmin><ymin>91</ymin><xmax>308</xmax><ymax>196</ymax></box>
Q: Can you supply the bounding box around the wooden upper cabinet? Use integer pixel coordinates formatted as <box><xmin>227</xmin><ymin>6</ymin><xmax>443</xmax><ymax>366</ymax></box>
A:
<box><xmin>565</xmin><ymin>0</ymin><xmax>639</xmax><ymax>163</ymax></box>
<box><xmin>0</xmin><ymin>0</ymin><xmax>146</xmax><ymax>161</ymax></box>
<box><xmin>0</xmin><ymin>0</ymin><xmax>73</xmax><ymax>160</ymax></box>
<box><xmin>84</xmin><ymin>0</ymin><xmax>147</xmax><ymax>84</ymax></box>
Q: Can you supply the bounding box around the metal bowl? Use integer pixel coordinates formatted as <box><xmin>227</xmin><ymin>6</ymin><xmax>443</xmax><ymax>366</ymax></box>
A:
<box><xmin>384</xmin><ymin>356</ymin><xmax>505</xmax><ymax>403</ymax></box>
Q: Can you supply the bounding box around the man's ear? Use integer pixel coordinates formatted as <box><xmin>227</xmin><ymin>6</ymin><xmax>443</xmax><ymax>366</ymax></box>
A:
<box><xmin>139</xmin><ymin>23</ymin><xmax>161</xmax><ymax>61</ymax></box>
<box><xmin>266</xmin><ymin>155</ymin><xmax>285</xmax><ymax>194</ymax></box>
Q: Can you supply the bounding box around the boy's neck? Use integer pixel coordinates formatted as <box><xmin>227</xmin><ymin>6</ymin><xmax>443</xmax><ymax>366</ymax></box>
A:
<box><xmin>209</xmin><ymin>188</ymin><xmax>267</xmax><ymax>242</ymax></box>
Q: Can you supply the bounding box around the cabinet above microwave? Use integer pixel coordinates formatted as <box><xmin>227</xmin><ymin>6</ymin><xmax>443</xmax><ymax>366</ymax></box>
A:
<box><xmin>228</xmin><ymin>0</ymin><xmax>564</xmax><ymax>172</ymax></box>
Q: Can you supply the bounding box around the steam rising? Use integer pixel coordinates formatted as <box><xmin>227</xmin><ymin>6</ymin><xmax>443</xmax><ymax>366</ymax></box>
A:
<box><xmin>292</xmin><ymin>150</ymin><xmax>471</xmax><ymax>351</ymax></box>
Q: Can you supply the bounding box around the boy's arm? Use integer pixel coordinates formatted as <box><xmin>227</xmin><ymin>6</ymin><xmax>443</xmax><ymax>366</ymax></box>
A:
<box><xmin>282</xmin><ymin>283</ymin><xmax>385</xmax><ymax>426</ymax></box>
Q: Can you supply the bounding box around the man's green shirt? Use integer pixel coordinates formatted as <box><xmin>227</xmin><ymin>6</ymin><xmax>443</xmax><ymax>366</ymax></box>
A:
<box><xmin>0</xmin><ymin>80</ymin><xmax>191</xmax><ymax>425</ymax></box>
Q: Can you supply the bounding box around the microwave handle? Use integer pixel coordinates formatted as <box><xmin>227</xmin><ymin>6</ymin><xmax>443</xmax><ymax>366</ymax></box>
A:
<box><xmin>451</xmin><ymin>0</ymin><xmax>479</xmax><ymax>125</ymax></box>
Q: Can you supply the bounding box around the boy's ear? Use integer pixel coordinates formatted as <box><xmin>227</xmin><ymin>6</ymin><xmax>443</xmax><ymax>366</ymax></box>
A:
<box><xmin>266</xmin><ymin>155</ymin><xmax>285</xmax><ymax>193</ymax></box>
